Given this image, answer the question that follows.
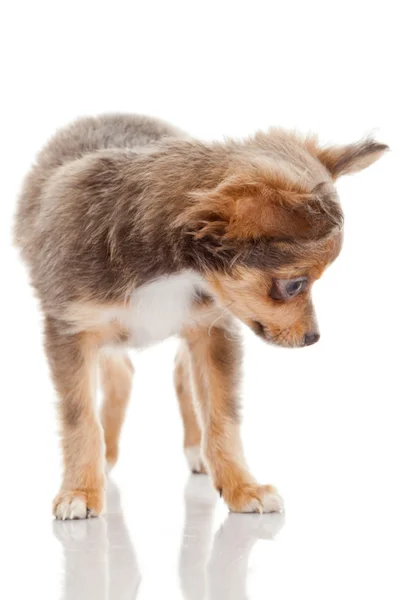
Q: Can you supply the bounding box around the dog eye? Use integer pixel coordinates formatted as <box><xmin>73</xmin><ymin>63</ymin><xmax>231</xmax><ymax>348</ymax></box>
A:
<box><xmin>270</xmin><ymin>277</ymin><xmax>308</xmax><ymax>301</ymax></box>
<box><xmin>286</xmin><ymin>279</ymin><xmax>305</xmax><ymax>296</ymax></box>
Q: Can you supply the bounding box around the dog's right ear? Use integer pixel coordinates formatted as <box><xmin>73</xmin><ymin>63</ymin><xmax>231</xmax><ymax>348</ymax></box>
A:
<box><xmin>174</xmin><ymin>173</ymin><xmax>312</xmax><ymax>244</ymax></box>
<box><xmin>172</xmin><ymin>177</ymin><xmax>237</xmax><ymax>244</ymax></box>
<box><xmin>175</xmin><ymin>171</ymin><xmax>342</xmax><ymax>246</ymax></box>
<box><xmin>312</xmin><ymin>138</ymin><xmax>388</xmax><ymax>180</ymax></box>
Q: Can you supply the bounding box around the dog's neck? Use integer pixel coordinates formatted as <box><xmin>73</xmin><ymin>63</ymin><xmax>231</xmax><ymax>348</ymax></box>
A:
<box><xmin>109</xmin><ymin>142</ymin><xmax>232</xmax><ymax>283</ymax></box>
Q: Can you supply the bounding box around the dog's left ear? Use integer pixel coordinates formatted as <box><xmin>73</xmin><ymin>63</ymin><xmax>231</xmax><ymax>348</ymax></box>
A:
<box><xmin>313</xmin><ymin>139</ymin><xmax>388</xmax><ymax>180</ymax></box>
<box><xmin>309</xmin><ymin>139</ymin><xmax>389</xmax><ymax>179</ymax></box>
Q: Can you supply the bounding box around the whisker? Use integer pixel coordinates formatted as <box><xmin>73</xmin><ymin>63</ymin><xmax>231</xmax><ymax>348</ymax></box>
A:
<box><xmin>208</xmin><ymin>313</ymin><xmax>224</xmax><ymax>336</ymax></box>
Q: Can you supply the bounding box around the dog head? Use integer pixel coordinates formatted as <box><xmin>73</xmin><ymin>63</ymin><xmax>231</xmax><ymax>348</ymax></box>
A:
<box><xmin>179</xmin><ymin>132</ymin><xmax>387</xmax><ymax>347</ymax></box>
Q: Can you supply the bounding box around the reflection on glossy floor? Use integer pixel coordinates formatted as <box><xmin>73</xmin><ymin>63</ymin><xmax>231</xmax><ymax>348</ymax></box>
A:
<box><xmin>54</xmin><ymin>480</ymin><xmax>140</xmax><ymax>599</ymax></box>
<box><xmin>179</xmin><ymin>477</ymin><xmax>284</xmax><ymax>600</ymax></box>
<box><xmin>54</xmin><ymin>477</ymin><xmax>284</xmax><ymax>600</ymax></box>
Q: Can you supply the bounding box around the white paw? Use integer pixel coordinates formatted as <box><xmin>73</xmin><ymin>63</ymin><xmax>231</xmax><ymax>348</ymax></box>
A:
<box><xmin>226</xmin><ymin>483</ymin><xmax>284</xmax><ymax>514</ymax></box>
<box><xmin>242</xmin><ymin>488</ymin><xmax>284</xmax><ymax>514</ymax></box>
<box><xmin>184</xmin><ymin>445</ymin><xmax>207</xmax><ymax>474</ymax></box>
<box><xmin>53</xmin><ymin>490</ymin><xmax>104</xmax><ymax>520</ymax></box>
<box><xmin>55</xmin><ymin>496</ymin><xmax>88</xmax><ymax>520</ymax></box>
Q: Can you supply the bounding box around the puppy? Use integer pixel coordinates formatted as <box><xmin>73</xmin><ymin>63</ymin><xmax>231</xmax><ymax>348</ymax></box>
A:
<box><xmin>14</xmin><ymin>114</ymin><xmax>387</xmax><ymax>519</ymax></box>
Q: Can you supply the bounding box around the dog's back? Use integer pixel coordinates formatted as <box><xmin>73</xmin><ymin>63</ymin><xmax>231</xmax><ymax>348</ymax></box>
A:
<box><xmin>33</xmin><ymin>114</ymin><xmax>188</xmax><ymax>172</ymax></box>
<box><xmin>14</xmin><ymin>114</ymin><xmax>187</xmax><ymax>258</ymax></box>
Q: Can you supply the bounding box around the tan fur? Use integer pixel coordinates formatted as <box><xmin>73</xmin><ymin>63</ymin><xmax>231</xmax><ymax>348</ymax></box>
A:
<box><xmin>182</xmin><ymin>304</ymin><xmax>249</xmax><ymax>506</ymax></box>
<box><xmin>45</xmin><ymin>317</ymin><xmax>106</xmax><ymax>518</ymax></box>
<box><xmin>181</xmin><ymin>314</ymin><xmax>282</xmax><ymax>512</ymax></box>
<box><xmin>100</xmin><ymin>351</ymin><xmax>133</xmax><ymax>469</ymax></box>
<box><xmin>174</xmin><ymin>344</ymin><xmax>202</xmax><ymax>449</ymax></box>
<box><xmin>13</xmin><ymin>114</ymin><xmax>387</xmax><ymax>517</ymax></box>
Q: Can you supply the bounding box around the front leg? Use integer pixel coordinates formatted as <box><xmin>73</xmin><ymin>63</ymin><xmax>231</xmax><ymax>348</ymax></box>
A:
<box><xmin>183</xmin><ymin>320</ymin><xmax>283</xmax><ymax>513</ymax></box>
<box><xmin>44</xmin><ymin>317</ymin><xmax>105</xmax><ymax>519</ymax></box>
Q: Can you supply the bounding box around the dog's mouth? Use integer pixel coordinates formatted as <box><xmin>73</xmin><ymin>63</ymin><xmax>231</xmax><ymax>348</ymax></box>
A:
<box><xmin>250</xmin><ymin>319</ymin><xmax>305</xmax><ymax>348</ymax></box>
<box><xmin>252</xmin><ymin>319</ymin><xmax>266</xmax><ymax>338</ymax></box>
<box><xmin>251</xmin><ymin>320</ymin><xmax>281</xmax><ymax>346</ymax></box>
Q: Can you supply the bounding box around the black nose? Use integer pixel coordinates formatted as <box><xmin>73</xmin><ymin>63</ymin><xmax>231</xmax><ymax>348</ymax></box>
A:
<box><xmin>303</xmin><ymin>332</ymin><xmax>320</xmax><ymax>346</ymax></box>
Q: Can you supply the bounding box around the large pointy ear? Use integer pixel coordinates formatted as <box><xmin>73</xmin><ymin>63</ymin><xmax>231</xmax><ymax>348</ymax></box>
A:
<box><xmin>175</xmin><ymin>172</ymin><xmax>342</xmax><ymax>244</ymax></box>
<box><xmin>311</xmin><ymin>138</ymin><xmax>388</xmax><ymax>180</ymax></box>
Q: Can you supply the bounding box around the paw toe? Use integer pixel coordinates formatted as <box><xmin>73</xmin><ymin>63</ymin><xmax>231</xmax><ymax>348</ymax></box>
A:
<box><xmin>226</xmin><ymin>483</ymin><xmax>284</xmax><ymax>514</ymax></box>
<box><xmin>260</xmin><ymin>486</ymin><xmax>284</xmax><ymax>513</ymax></box>
<box><xmin>53</xmin><ymin>490</ymin><xmax>103</xmax><ymax>520</ymax></box>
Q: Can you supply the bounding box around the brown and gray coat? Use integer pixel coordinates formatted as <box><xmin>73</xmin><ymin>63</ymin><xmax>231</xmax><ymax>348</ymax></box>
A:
<box><xmin>14</xmin><ymin>114</ymin><xmax>387</xmax><ymax>518</ymax></box>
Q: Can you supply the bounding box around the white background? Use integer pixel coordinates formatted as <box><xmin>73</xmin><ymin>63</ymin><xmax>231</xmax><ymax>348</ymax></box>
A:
<box><xmin>1</xmin><ymin>2</ymin><xmax>399</xmax><ymax>599</ymax></box>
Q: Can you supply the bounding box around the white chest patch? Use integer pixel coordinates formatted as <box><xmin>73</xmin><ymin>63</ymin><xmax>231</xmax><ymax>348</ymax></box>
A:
<box><xmin>125</xmin><ymin>271</ymin><xmax>204</xmax><ymax>348</ymax></box>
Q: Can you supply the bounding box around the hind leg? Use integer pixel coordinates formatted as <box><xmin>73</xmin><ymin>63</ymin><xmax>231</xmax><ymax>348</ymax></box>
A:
<box><xmin>99</xmin><ymin>350</ymin><xmax>134</xmax><ymax>471</ymax></box>
<box><xmin>174</xmin><ymin>342</ymin><xmax>207</xmax><ymax>474</ymax></box>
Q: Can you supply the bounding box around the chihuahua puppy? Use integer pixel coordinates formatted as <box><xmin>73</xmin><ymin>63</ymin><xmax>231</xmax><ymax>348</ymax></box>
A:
<box><xmin>14</xmin><ymin>114</ymin><xmax>387</xmax><ymax>519</ymax></box>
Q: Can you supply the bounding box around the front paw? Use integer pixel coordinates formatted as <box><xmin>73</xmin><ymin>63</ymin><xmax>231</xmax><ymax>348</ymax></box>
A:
<box><xmin>53</xmin><ymin>488</ymin><xmax>104</xmax><ymax>520</ymax></box>
<box><xmin>223</xmin><ymin>483</ymin><xmax>284</xmax><ymax>514</ymax></box>
<box><xmin>184</xmin><ymin>445</ymin><xmax>207</xmax><ymax>474</ymax></box>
